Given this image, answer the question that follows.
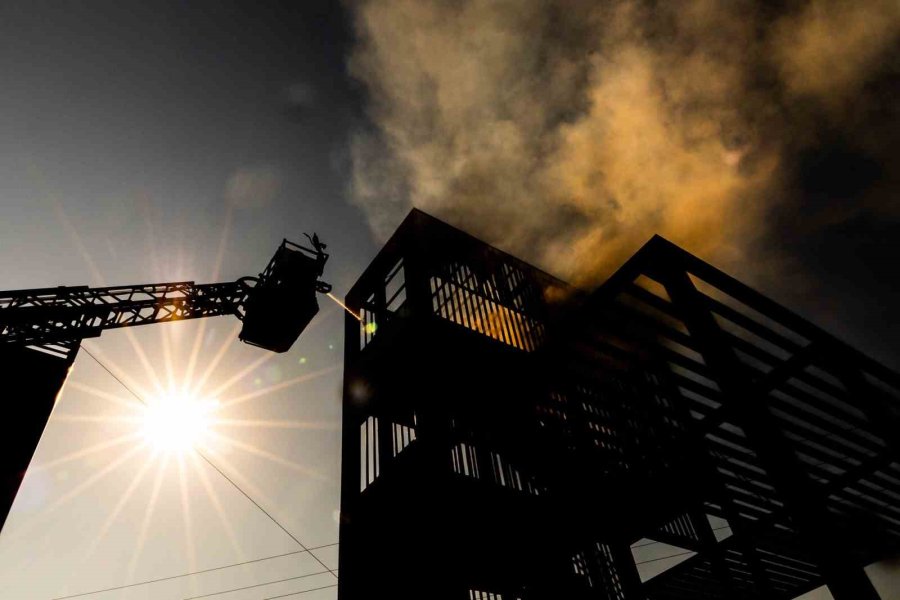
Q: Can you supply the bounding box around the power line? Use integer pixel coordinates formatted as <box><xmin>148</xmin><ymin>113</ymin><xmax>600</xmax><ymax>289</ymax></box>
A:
<box><xmin>81</xmin><ymin>345</ymin><xmax>337</xmax><ymax>578</ymax></box>
<box><xmin>193</xmin><ymin>449</ymin><xmax>338</xmax><ymax>579</ymax></box>
<box><xmin>81</xmin><ymin>346</ymin><xmax>147</xmax><ymax>407</ymax></box>
<box><xmin>76</xmin><ymin>347</ymin><xmax>339</xmax><ymax>584</ymax></box>
<box><xmin>635</xmin><ymin>550</ymin><xmax>696</xmax><ymax>566</ymax></box>
<box><xmin>262</xmin><ymin>584</ymin><xmax>338</xmax><ymax>600</ymax></box>
<box><xmin>50</xmin><ymin>544</ymin><xmax>338</xmax><ymax>600</ymax></box>
<box><xmin>630</xmin><ymin>524</ymin><xmax>731</xmax><ymax>549</ymax></box>
<box><xmin>183</xmin><ymin>567</ymin><xmax>338</xmax><ymax>599</ymax></box>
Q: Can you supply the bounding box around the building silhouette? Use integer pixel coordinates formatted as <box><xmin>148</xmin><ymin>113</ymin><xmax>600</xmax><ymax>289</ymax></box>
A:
<box><xmin>337</xmin><ymin>209</ymin><xmax>899</xmax><ymax>600</ymax></box>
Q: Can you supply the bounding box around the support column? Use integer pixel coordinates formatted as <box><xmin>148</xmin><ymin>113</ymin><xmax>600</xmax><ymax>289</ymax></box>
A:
<box><xmin>687</xmin><ymin>510</ymin><xmax>744</xmax><ymax>598</ymax></box>
<box><xmin>608</xmin><ymin>540</ymin><xmax>645</xmax><ymax>600</ymax></box>
<box><xmin>0</xmin><ymin>345</ymin><xmax>75</xmax><ymax>533</ymax></box>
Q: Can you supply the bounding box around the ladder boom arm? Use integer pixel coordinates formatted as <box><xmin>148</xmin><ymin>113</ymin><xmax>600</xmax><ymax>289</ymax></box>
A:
<box><xmin>0</xmin><ymin>280</ymin><xmax>246</xmax><ymax>351</ymax></box>
<box><xmin>0</xmin><ymin>235</ymin><xmax>332</xmax><ymax>359</ymax></box>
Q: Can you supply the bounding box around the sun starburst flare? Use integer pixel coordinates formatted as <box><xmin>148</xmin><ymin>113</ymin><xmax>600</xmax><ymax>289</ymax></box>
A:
<box><xmin>140</xmin><ymin>390</ymin><xmax>220</xmax><ymax>454</ymax></box>
<box><xmin>6</xmin><ymin>206</ymin><xmax>342</xmax><ymax>587</ymax></box>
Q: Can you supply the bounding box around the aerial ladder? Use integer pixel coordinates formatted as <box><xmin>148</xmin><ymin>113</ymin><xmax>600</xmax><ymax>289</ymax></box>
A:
<box><xmin>0</xmin><ymin>235</ymin><xmax>331</xmax><ymax>532</ymax></box>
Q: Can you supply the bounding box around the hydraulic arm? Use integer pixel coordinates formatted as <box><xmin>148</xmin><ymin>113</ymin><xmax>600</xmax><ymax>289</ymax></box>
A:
<box><xmin>0</xmin><ymin>280</ymin><xmax>245</xmax><ymax>359</ymax></box>
<box><xmin>0</xmin><ymin>236</ymin><xmax>331</xmax><ymax>359</ymax></box>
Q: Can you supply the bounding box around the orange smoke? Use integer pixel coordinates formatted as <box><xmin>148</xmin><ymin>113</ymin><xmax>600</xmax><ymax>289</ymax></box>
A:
<box><xmin>345</xmin><ymin>0</ymin><xmax>900</xmax><ymax>288</ymax></box>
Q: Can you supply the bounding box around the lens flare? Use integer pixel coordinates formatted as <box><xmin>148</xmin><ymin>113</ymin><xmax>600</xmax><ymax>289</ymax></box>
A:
<box><xmin>141</xmin><ymin>390</ymin><xmax>218</xmax><ymax>453</ymax></box>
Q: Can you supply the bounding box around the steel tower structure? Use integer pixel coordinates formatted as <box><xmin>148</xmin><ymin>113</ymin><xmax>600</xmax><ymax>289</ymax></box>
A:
<box><xmin>338</xmin><ymin>209</ymin><xmax>900</xmax><ymax>600</ymax></box>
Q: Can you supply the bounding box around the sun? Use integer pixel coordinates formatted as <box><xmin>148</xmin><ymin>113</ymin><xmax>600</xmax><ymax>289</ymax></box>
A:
<box><xmin>141</xmin><ymin>389</ymin><xmax>218</xmax><ymax>453</ymax></box>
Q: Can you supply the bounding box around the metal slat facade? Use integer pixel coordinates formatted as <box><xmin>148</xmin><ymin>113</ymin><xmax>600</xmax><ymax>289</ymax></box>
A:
<box><xmin>337</xmin><ymin>209</ymin><xmax>899</xmax><ymax>600</ymax></box>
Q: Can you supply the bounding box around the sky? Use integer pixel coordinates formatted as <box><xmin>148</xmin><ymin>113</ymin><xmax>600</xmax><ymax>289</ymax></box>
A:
<box><xmin>0</xmin><ymin>2</ymin><xmax>369</xmax><ymax>599</ymax></box>
<box><xmin>0</xmin><ymin>1</ymin><xmax>898</xmax><ymax>599</ymax></box>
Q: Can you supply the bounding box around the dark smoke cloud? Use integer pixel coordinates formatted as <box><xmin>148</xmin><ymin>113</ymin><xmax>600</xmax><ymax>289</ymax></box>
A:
<box><xmin>344</xmin><ymin>0</ymin><xmax>900</xmax><ymax>364</ymax></box>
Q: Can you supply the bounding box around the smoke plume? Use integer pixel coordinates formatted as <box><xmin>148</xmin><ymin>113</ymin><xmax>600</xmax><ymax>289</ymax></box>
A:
<box><xmin>345</xmin><ymin>0</ymin><xmax>900</xmax><ymax>291</ymax></box>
